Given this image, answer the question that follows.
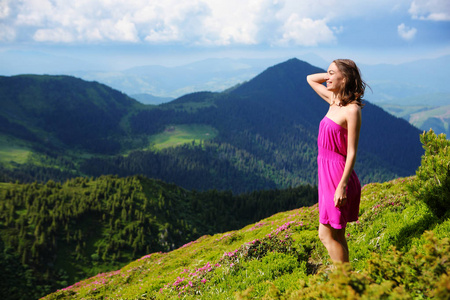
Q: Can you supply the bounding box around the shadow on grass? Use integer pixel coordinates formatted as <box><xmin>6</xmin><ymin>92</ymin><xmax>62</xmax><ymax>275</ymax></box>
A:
<box><xmin>393</xmin><ymin>213</ymin><xmax>440</xmax><ymax>251</ymax></box>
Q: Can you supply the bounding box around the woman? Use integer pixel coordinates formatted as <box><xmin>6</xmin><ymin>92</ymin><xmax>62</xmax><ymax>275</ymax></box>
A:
<box><xmin>306</xmin><ymin>59</ymin><xmax>367</xmax><ymax>263</ymax></box>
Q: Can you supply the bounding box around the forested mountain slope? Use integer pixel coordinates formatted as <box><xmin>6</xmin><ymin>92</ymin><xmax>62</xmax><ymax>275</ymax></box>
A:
<box><xmin>0</xmin><ymin>59</ymin><xmax>423</xmax><ymax>192</ymax></box>
<box><xmin>111</xmin><ymin>59</ymin><xmax>423</xmax><ymax>190</ymax></box>
<box><xmin>0</xmin><ymin>75</ymin><xmax>143</xmax><ymax>154</ymax></box>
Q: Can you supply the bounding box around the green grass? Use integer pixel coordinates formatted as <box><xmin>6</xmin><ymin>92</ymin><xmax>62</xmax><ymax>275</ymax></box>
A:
<box><xmin>0</xmin><ymin>135</ymin><xmax>32</xmax><ymax>166</ymax></box>
<box><xmin>148</xmin><ymin>124</ymin><xmax>218</xmax><ymax>150</ymax></box>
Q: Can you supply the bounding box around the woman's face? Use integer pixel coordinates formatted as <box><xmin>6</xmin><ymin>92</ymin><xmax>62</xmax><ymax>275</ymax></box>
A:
<box><xmin>326</xmin><ymin>62</ymin><xmax>345</xmax><ymax>93</ymax></box>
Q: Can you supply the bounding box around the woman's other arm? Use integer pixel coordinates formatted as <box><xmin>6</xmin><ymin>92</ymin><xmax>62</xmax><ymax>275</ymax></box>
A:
<box><xmin>306</xmin><ymin>73</ymin><xmax>331</xmax><ymax>104</ymax></box>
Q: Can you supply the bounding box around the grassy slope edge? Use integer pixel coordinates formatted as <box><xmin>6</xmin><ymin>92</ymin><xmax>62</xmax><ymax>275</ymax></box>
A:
<box><xmin>41</xmin><ymin>132</ymin><xmax>450</xmax><ymax>300</ymax></box>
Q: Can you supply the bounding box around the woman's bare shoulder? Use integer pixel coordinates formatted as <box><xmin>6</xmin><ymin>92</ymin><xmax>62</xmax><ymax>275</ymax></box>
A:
<box><xmin>345</xmin><ymin>103</ymin><xmax>361</xmax><ymax>114</ymax></box>
<box><xmin>344</xmin><ymin>103</ymin><xmax>361</xmax><ymax>125</ymax></box>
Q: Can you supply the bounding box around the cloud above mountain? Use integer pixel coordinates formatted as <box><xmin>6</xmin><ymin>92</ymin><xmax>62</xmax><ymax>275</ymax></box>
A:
<box><xmin>398</xmin><ymin>23</ymin><xmax>417</xmax><ymax>41</ymax></box>
<box><xmin>409</xmin><ymin>0</ymin><xmax>450</xmax><ymax>21</ymax></box>
<box><xmin>1</xmin><ymin>0</ymin><xmax>448</xmax><ymax>46</ymax></box>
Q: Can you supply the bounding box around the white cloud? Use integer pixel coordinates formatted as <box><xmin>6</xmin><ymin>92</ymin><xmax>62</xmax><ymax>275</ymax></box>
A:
<box><xmin>279</xmin><ymin>15</ymin><xmax>335</xmax><ymax>46</ymax></box>
<box><xmin>106</xmin><ymin>18</ymin><xmax>139</xmax><ymax>42</ymax></box>
<box><xmin>33</xmin><ymin>28</ymin><xmax>75</xmax><ymax>43</ymax></box>
<box><xmin>3</xmin><ymin>0</ymin><xmax>437</xmax><ymax>47</ymax></box>
<box><xmin>409</xmin><ymin>0</ymin><xmax>450</xmax><ymax>21</ymax></box>
<box><xmin>0</xmin><ymin>0</ymin><xmax>11</xmax><ymax>19</ymax></box>
<box><xmin>3</xmin><ymin>0</ymin><xmax>340</xmax><ymax>46</ymax></box>
<box><xmin>15</xmin><ymin>0</ymin><xmax>54</xmax><ymax>26</ymax></box>
<box><xmin>398</xmin><ymin>23</ymin><xmax>417</xmax><ymax>40</ymax></box>
<box><xmin>200</xmin><ymin>0</ymin><xmax>276</xmax><ymax>45</ymax></box>
<box><xmin>142</xmin><ymin>1</ymin><xmax>211</xmax><ymax>44</ymax></box>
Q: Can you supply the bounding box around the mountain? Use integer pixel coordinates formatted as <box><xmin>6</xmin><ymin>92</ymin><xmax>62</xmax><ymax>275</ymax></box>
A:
<box><xmin>130</xmin><ymin>93</ymin><xmax>174</xmax><ymax>105</ymax></box>
<box><xmin>361</xmin><ymin>55</ymin><xmax>450</xmax><ymax>104</ymax></box>
<box><xmin>71</xmin><ymin>57</ymin><xmax>285</xmax><ymax>98</ymax></box>
<box><xmin>67</xmin><ymin>55</ymin><xmax>450</xmax><ymax>139</ymax></box>
<box><xmin>115</xmin><ymin>59</ymin><xmax>423</xmax><ymax>189</ymax></box>
<box><xmin>39</xmin><ymin>130</ymin><xmax>450</xmax><ymax>300</ymax></box>
<box><xmin>0</xmin><ymin>75</ymin><xmax>144</xmax><ymax>154</ymax></box>
<box><xmin>63</xmin><ymin>55</ymin><xmax>449</xmax><ymax>103</ymax></box>
<box><xmin>227</xmin><ymin>59</ymin><xmax>424</xmax><ymax>174</ymax></box>
<box><xmin>0</xmin><ymin>59</ymin><xmax>423</xmax><ymax>193</ymax></box>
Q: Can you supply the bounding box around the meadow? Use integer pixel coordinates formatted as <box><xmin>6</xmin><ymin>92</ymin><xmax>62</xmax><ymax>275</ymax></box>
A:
<box><xmin>0</xmin><ymin>136</ymin><xmax>31</xmax><ymax>167</ymax></box>
<box><xmin>148</xmin><ymin>124</ymin><xmax>218</xmax><ymax>150</ymax></box>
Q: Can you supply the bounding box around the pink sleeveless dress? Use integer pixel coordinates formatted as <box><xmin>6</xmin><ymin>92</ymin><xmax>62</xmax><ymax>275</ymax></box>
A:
<box><xmin>317</xmin><ymin>116</ymin><xmax>361</xmax><ymax>229</ymax></box>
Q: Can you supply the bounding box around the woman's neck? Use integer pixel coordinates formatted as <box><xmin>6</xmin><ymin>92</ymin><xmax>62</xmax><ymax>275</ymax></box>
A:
<box><xmin>330</xmin><ymin>94</ymin><xmax>342</xmax><ymax>106</ymax></box>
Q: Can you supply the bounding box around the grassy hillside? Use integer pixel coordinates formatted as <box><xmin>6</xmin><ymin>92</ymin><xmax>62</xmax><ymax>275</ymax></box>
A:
<box><xmin>0</xmin><ymin>175</ymin><xmax>316</xmax><ymax>299</ymax></box>
<box><xmin>41</xmin><ymin>130</ymin><xmax>450</xmax><ymax>299</ymax></box>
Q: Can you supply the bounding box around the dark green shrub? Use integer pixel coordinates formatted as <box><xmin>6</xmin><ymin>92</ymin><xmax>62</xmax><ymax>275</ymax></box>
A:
<box><xmin>409</xmin><ymin>130</ymin><xmax>450</xmax><ymax>218</ymax></box>
<box><xmin>287</xmin><ymin>232</ymin><xmax>450</xmax><ymax>299</ymax></box>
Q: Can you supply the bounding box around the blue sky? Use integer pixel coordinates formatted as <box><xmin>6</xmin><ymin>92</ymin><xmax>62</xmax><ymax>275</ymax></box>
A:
<box><xmin>0</xmin><ymin>0</ymin><xmax>449</xmax><ymax>74</ymax></box>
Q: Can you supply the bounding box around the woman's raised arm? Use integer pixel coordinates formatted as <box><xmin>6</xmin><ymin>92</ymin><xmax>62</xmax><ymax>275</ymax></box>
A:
<box><xmin>306</xmin><ymin>73</ymin><xmax>332</xmax><ymax>104</ymax></box>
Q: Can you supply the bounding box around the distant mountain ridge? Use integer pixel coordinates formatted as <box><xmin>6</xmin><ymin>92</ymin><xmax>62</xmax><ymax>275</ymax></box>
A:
<box><xmin>362</xmin><ymin>55</ymin><xmax>450</xmax><ymax>103</ymax></box>
<box><xmin>0</xmin><ymin>75</ymin><xmax>143</xmax><ymax>153</ymax></box>
<box><xmin>0</xmin><ymin>59</ymin><xmax>423</xmax><ymax>192</ymax></box>
<box><xmin>130</xmin><ymin>93</ymin><xmax>173</xmax><ymax>105</ymax></box>
<box><xmin>71</xmin><ymin>57</ymin><xmax>286</xmax><ymax>98</ymax></box>
<box><xmin>3</xmin><ymin>52</ymin><xmax>446</xmax><ymax>135</ymax></box>
<box><xmin>378</xmin><ymin>101</ymin><xmax>450</xmax><ymax>136</ymax></box>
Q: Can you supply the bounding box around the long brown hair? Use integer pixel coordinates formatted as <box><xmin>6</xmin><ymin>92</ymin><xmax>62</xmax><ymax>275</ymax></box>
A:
<box><xmin>333</xmin><ymin>59</ymin><xmax>368</xmax><ymax>107</ymax></box>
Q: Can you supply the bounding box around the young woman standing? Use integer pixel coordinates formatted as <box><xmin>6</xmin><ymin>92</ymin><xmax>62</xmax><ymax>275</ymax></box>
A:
<box><xmin>307</xmin><ymin>59</ymin><xmax>367</xmax><ymax>263</ymax></box>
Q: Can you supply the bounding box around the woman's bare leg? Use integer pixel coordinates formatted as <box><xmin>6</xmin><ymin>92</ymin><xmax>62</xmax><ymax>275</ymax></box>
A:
<box><xmin>336</xmin><ymin>228</ymin><xmax>349</xmax><ymax>262</ymax></box>
<box><xmin>318</xmin><ymin>223</ymin><xmax>349</xmax><ymax>263</ymax></box>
